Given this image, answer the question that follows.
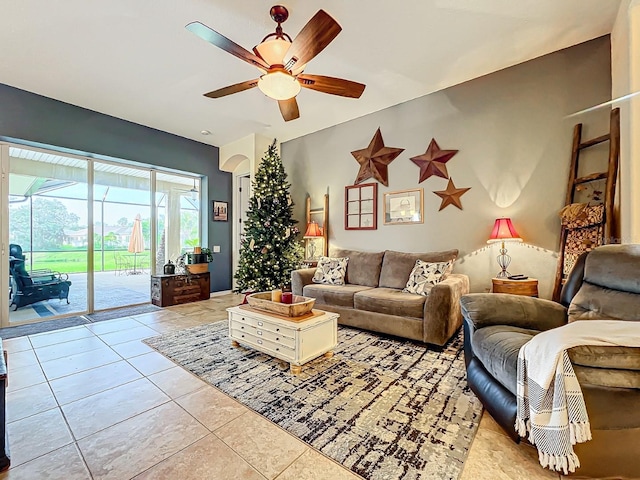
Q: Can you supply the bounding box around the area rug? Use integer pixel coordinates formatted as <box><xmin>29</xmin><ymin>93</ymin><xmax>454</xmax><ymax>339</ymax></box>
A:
<box><xmin>86</xmin><ymin>304</ymin><xmax>162</xmax><ymax>322</ymax></box>
<box><xmin>144</xmin><ymin>321</ymin><xmax>482</xmax><ymax>480</ymax></box>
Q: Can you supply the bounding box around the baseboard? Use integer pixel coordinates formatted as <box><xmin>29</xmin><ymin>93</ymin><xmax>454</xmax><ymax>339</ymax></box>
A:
<box><xmin>210</xmin><ymin>290</ymin><xmax>233</xmax><ymax>297</ymax></box>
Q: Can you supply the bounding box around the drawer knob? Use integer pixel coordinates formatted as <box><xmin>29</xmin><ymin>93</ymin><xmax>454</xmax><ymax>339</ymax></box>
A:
<box><xmin>257</xmin><ymin>339</ymin><xmax>263</xmax><ymax>345</ymax></box>
<box><xmin>276</xmin><ymin>328</ymin><xmax>280</xmax><ymax>332</ymax></box>
<box><xmin>258</xmin><ymin>321</ymin><xmax>263</xmax><ymax>326</ymax></box>
<box><xmin>276</xmin><ymin>337</ymin><xmax>280</xmax><ymax>341</ymax></box>
<box><xmin>241</xmin><ymin>317</ymin><xmax>245</xmax><ymax>321</ymax></box>
<box><xmin>276</xmin><ymin>348</ymin><xmax>280</xmax><ymax>351</ymax></box>
<box><xmin>241</xmin><ymin>335</ymin><xmax>245</xmax><ymax>338</ymax></box>
<box><xmin>257</xmin><ymin>331</ymin><xmax>262</xmax><ymax>336</ymax></box>
<box><xmin>241</xmin><ymin>326</ymin><xmax>244</xmax><ymax>329</ymax></box>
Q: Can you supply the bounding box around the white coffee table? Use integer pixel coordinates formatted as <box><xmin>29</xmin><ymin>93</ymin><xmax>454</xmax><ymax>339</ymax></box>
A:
<box><xmin>226</xmin><ymin>305</ymin><xmax>338</xmax><ymax>374</ymax></box>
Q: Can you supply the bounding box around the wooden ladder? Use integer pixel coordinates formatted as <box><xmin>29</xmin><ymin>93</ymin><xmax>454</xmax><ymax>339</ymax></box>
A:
<box><xmin>551</xmin><ymin>107</ymin><xmax>620</xmax><ymax>301</ymax></box>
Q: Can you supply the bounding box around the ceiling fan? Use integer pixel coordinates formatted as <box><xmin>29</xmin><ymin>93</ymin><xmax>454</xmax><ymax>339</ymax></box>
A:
<box><xmin>186</xmin><ymin>5</ymin><xmax>366</xmax><ymax>122</ymax></box>
<box><xmin>167</xmin><ymin>178</ymin><xmax>200</xmax><ymax>202</ymax></box>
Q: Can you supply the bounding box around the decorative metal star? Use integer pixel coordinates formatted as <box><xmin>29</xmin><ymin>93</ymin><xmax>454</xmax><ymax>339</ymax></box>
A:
<box><xmin>433</xmin><ymin>178</ymin><xmax>471</xmax><ymax>211</ymax></box>
<box><xmin>351</xmin><ymin>128</ymin><xmax>404</xmax><ymax>186</ymax></box>
<box><xmin>410</xmin><ymin>139</ymin><xmax>458</xmax><ymax>183</ymax></box>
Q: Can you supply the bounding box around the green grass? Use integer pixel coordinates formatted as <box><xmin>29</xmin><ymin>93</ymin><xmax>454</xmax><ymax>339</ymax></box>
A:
<box><xmin>27</xmin><ymin>250</ymin><xmax>152</xmax><ymax>274</ymax></box>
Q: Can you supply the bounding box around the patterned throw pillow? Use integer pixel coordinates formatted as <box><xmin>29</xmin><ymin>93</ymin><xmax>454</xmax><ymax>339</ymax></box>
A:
<box><xmin>312</xmin><ymin>256</ymin><xmax>349</xmax><ymax>285</ymax></box>
<box><xmin>403</xmin><ymin>259</ymin><xmax>452</xmax><ymax>296</ymax></box>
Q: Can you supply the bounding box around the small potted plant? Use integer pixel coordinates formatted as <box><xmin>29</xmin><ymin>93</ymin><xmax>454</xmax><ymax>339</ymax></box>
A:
<box><xmin>186</xmin><ymin>247</ymin><xmax>213</xmax><ymax>274</ymax></box>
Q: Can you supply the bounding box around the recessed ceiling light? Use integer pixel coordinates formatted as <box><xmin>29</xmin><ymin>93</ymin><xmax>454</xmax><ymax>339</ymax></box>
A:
<box><xmin>200</xmin><ymin>130</ymin><xmax>212</xmax><ymax>135</ymax></box>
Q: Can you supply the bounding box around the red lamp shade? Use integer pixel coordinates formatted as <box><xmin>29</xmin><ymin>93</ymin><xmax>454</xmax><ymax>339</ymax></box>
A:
<box><xmin>304</xmin><ymin>221</ymin><xmax>323</xmax><ymax>238</ymax></box>
<box><xmin>487</xmin><ymin>218</ymin><xmax>522</xmax><ymax>243</ymax></box>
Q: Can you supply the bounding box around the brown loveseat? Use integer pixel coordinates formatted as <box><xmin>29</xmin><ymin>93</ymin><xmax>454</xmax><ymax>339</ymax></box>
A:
<box><xmin>291</xmin><ymin>248</ymin><xmax>469</xmax><ymax>346</ymax></box>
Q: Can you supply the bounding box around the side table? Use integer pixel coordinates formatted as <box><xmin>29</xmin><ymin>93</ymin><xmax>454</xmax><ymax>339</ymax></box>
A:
<box><xmin>492</xmin><ymin>277</ymin><xmax>538</xmax><ymax>297</ymax></box>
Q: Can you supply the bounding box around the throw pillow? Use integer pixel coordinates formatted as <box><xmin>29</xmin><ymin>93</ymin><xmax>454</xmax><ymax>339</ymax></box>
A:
<box><xmin>312</xmin><ymin>256</ymin><xmax>349</xmax><ymax>285</ymax></box>
<box><xmin>403</xmin><ymin>259</ymin><xmax>452</xmax><ymax>296</ymax></box>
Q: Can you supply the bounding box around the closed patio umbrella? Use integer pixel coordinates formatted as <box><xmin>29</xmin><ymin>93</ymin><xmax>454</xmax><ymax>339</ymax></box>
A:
<box><xmin>128</xmin><ymin>214</ymin><xmax>145</xmax><ymax>274</ymax></box>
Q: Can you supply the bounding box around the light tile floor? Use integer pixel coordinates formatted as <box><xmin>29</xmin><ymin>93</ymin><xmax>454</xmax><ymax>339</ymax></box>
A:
<box><xmin>0</xmin><ymin>294</ymin><xmax>562</xmax><ymax>480</ymax></box>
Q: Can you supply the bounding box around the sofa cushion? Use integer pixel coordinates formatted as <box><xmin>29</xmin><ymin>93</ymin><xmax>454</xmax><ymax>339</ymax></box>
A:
<box><xmin>568</xmin><ymin>282</ymin><xmax>640</xmax><ymax>323</ymax></box>
<box><xmin>379</xmin><ymin>249</ymin><xmax>458</xmax><ymax>290</ymax></box>
<box><xmin>403</xmin><ymin>259</ymin><xmax>452</xmax><ymax>295</ymax></box>
<box><xmin>583</xmin><ymin>244</ymin><xmax>640</xmax><ymax>294</ymax></box>
<box><xmin>574</xmin><ymin>365</ymin><xmax>640</xmax><ymax>389</ymax></box>
<box><xmin>312</xmin><ymin>256</ymin><xmax>349</xmax><ymax>285</ymax></box>
<box><xmin>472</xmin><ymin>325</ymin><xmax>538</xmax><ymax>396</ymax></box>
<box><xmin>568</xmin><ymin>345</ymin><xmax>640</xmax><ymax>371</ymax></box>
<box><xmin>303</xmin><ymin>284</ymin><xmax>374</xmax><ymax>308</ymax></box>
<box><xmin>354</xmin><ymin>287</ymin><xmax>426</xmax><ymax>318</ymax></box>
<box><xmin>331</xmin><ymin>248</ymin><xmax>384</xmax><ymax>287</ymax></box>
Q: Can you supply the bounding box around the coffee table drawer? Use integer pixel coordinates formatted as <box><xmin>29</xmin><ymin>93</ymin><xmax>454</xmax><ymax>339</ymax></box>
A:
<box><xmin>230</xmin><ymin>328</ymin><xmax>295</xmax><ymax>361</ymax></box>
<box><xmin>229</xmin><ymin>312</ymin><xmax>295</xmax><ymax>338</ymax></box>
<box><xmin>229</xmin><ymin>320</ymin><xmax>295</xmax><ymax>349</ymax></box>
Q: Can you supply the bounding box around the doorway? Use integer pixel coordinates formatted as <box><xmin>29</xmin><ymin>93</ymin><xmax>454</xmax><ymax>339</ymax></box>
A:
<box><xmin>233</xmin><ymin>174</ymin><xmax>251</xmax><ymax>288</ymax></box>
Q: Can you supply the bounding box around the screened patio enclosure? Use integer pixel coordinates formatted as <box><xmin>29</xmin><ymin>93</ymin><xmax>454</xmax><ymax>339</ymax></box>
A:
<box><xmin>4</xmin><ymin>145</ymin><xmax>202</xmax><ymax>327</ymax></box>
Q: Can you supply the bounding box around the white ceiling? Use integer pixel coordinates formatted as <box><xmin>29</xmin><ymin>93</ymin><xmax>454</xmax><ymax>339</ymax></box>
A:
<box><xmin>0</xmin><ymin>0</ymin><xmax>621</xmax><ymax>147</ymax></box>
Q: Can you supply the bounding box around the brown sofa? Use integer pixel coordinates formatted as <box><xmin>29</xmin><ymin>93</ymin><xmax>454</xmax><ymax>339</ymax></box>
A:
<box><xmin>291</xmin><ymin>248</ymin><xmax>469</xmax><ymax>346</ymax></box>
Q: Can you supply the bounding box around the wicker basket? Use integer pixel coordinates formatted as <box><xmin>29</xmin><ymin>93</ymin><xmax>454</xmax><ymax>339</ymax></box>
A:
<box><xmin>247</xmin><ymin>292</ymin><xmax>315</xmax><ymax>317</ymax></box>
<box><xmin>186</xmin><ymin>263</ymin><xmax>208</xmax><ymax>274</ymax></box>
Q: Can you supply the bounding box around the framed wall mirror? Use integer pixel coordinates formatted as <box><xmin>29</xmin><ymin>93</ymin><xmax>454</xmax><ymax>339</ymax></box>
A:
<box><xmin>345</xmin><ymin>183</ymin><xmax>377</xmax><ymax>230</ymax></box>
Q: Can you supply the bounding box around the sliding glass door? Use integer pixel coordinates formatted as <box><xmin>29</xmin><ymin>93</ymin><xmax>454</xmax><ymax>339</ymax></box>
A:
<box><xmin>93</xmin><ymin>162</ymin><xmax>151</xmax><ymax>311</ymax></box>
<box><xmin>7</xmin><ymin>147</ymin><xmax>89</xmax><ymax>324</ymax></box>
<box><xmin>155</xmin><ymin>172</ymin><xmax>200</xmax><ymax>272</ymax></box>
<box><xmin>1</xmin><ymin>143</ymin><xmax>203</xmax><ymax>327</ymax></box>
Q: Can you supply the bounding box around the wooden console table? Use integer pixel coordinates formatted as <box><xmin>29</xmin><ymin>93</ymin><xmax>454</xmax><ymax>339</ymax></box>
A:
<box><xmin>151</xmin><ymin>272</ymin><xmax>210</xmax><ymax>307</ymax></box>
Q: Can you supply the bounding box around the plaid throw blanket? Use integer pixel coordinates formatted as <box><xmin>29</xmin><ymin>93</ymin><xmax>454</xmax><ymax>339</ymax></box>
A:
<box><xmin>516</xmin><ymin>320</ymin><xmax>640</xmax><ymax>474</ymax></box>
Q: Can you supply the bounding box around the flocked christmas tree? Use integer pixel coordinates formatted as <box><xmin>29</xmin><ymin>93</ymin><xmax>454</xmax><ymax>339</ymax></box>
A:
<box><xmin>234</xmin><ymin>141</ymin><xmax>304</xmax><ymax>293</ymax></box>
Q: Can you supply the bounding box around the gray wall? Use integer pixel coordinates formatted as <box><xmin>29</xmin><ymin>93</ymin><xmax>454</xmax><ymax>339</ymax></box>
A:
<box><xmin>0</xmin><ymin>83</ymin><xmax>232</xmax><ymax>292</ymax></box>
<box><xmin>282</xmin><ymin>36</ymin><xmax>612</xmax><ymax>299</ymax></box>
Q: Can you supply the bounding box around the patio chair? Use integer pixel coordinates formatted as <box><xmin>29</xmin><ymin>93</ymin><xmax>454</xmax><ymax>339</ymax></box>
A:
<box><xmin>114</xmin><ymin>252</ymin><xmax>132</xmax><ymax>276</ymax></box>
<box><xmin>9</xmin><ymin>244</ymin><xmax>72</xmax><ymax>311</ymax></box>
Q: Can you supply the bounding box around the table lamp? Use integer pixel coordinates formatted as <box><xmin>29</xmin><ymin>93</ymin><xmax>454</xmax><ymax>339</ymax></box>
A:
<box><xmin>487</xmin><ymin>217</ymin><xmax>522</xmax><ymax>278</ymax></box>
<box><xmin>303</xmin><ymin>221</ymin><xmax>323</xmax><ymax>260</ymax></box>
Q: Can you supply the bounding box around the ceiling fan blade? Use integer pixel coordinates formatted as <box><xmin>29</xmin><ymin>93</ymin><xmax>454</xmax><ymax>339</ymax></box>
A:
<box><xmin>278</xmin><ymin>98</ymin><xmax>300</xmax><ymax>122</ymax></box>
<box><xmin>186</xmin><ymin>21</ymin><xmax>269</xmax><ymax>70</ymax></box>
<box><xmin>204</xmin><ymin>79</ymin><xmax>259</xmax><ymax>99</ymax></box>
<box><xmin>284</xmin><ymin>10</ymin><xmax>342</xmax><ymax>70</ymax></box>
<box><xmin>297</xmin><ymin>74</ymin><xmax>366</xmax><ymax>98</ymax></box>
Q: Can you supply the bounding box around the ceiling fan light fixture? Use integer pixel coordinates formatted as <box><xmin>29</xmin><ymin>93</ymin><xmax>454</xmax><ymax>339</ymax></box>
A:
<box><xmin>255</xmin><ymin>38</ymin><xmax>291</xmax><ymax>66</ymax></box>
<box><xmin>258</xmin><ymin>70</ymin><xmax>301</xmax><ymax>100</ymax></box>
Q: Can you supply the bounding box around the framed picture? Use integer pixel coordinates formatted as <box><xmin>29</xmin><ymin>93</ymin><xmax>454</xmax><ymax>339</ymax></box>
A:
<box><xmin>212</xmin><ymin>201</ymin><xmax>228</xmax><ymax>222</ymax></box>
<box><xmin>383</xmin><ymin>188</ymin><xmax>423</xmax><ymax>225</ymax></box>
<box><xmin>344</xmin><ymin>183</ymin><xmax>377</xmax><ymax>230</ymax></box>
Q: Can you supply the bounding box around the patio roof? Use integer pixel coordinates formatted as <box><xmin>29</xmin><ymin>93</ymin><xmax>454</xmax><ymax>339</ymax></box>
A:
<box><xmin>9</xmin><ymin>146</ymin><xmax>200</xmax><ymax>208</ymax></box>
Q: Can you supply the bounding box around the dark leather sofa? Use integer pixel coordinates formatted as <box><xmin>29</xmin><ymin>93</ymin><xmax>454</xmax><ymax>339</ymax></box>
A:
<box><xmin>461</xmin><ymin>244</ymin><xmax>640</xmax><ymax>479</ymax></box>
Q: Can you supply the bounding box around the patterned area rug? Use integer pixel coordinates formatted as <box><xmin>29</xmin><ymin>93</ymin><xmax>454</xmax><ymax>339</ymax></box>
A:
<box><xmin>144</xmin><ymin>321</ymin><xmax>482</xmax><ymax>480</ymax></box>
